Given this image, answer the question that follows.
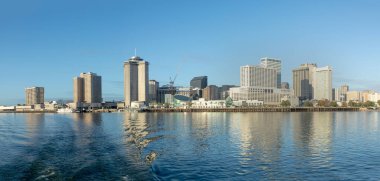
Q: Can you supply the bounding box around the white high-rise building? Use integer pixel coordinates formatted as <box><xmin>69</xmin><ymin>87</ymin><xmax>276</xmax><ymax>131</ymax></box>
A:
<box><xmin>314</xmin><ymin>66</ymin><xmax>333</xmax><ymax>100</ymax></box>
<box><xmin>124</xmin><ymin>56</ymin><xmax>149</xmax><ymax>107</ymax></box>
<box><xmin>230</xmin><ymin>58</ymin><xmax>298</xmax><ymax>106</ymax></box>
<box><xmin>240</xmin><ymin>65</ymin><xmax>277</xmax><ymax>88</ymax></box>
<box><xmin>260</xmin><ymin>58</ymin><xmax>281</xmax><ymax>88</ymax></box>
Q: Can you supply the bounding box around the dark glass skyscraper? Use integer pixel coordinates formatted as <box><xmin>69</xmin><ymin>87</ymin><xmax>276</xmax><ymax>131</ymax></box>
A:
<box><xmin>190</xmin><ymin>76</ymin><xmax>208</xmax><ymax>89</ymax></box>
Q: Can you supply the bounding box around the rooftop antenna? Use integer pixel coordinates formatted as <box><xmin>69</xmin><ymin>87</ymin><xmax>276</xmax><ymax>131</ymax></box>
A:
<box><xmin>134</xmin><ymin>48</ymin><xmax>137</xmax><ymax>56</ymax></box>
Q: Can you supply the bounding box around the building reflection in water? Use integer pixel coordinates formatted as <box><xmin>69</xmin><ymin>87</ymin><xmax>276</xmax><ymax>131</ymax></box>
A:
<box><xmin>25</xmin><ymin>113</ymin><xmax>46</xmax><ymax>142</ymax></box>
<box><xmin>123</xmin><ymin>112</ymin><xmax>160</xmax><ymax>163</ymax></box>
<box><xmin>231</xmin><ymin>113</ymin><xmax>285</xmax><ymax>171</ymax></box>
<box><xmin>291</xmin><ymin>112</ymin><xmax>334</xmax><ymax>169</ymax></box>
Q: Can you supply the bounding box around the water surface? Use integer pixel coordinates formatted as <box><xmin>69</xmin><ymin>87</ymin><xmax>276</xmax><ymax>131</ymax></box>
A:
<box><xmin>0</xmin><ymin>112</ymin><xmax>379</xmax><ymax>180</ymax></box>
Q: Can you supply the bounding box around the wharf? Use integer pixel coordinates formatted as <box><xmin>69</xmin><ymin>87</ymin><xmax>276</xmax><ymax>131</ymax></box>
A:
<box><xmin>142</xmin><ymin>107</ymin><xmax>361</xmax><ymax>113</ymax></box>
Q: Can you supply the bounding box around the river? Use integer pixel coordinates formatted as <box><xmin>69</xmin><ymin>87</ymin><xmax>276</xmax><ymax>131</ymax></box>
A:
<box><xmin>0</xmin><ymin>112</ymin><xmax>379</xmax><ymax>180</ymax></box>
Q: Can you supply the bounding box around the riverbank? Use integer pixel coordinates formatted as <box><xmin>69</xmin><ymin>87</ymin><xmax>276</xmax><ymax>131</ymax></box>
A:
<box><xmin>1</xmin><ymin>107</ymin><xmax>375</xmax><ymax>113</ymax></box>
<box><xmin>142</xmin><ymin>107</ymin><xmax>362</xmax><ymax>112</ymax></box>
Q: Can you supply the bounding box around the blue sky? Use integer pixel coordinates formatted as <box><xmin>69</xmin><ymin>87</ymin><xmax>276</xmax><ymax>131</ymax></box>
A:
<box><xmin>1</xmin><ymin>0</ymin><xmax>380</xmax><ymax>105</ymax></box>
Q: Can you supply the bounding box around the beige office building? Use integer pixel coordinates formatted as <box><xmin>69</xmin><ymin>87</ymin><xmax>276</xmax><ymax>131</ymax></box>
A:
<box><xmin>124</xmin><ymin>56</ymin><xmax>149</xmax><ymax>107</ymax></box>
<box><xmin>25</xmin><ymin>87</ymin><xmax>44</xmax><ymax>105</ymax></box>
<box><xmin>231</xmin><ymin>60</ymin><xmax>298</xmax><ymax>106</ymax></box>
<box><xmin>314</xmin><ymin>66</ymin><xmax>333</xmax><ymax>100</ymax></box>
<box><xmin>260</xmin><ymin>58</ymin><xmax>282</xmax><ymax>88</ymax></box>
<box><xmin>240</xmin><ymin>65</ymin><xmax>277</xmax><ymax>88</ymax></box>
<box><xmin>203</xmin><ymin>85</ymin><xmax>219</xmax><ymax>101</ymax></box>
<box><xmin>292</xmin><ymin>64</ymin><xmax>317</xmax><ymax>100</ymax></box>
<box><xmin>73</xmin><ymin>72</ymin><xmax>102</xmax><ymax>103</ymax></box>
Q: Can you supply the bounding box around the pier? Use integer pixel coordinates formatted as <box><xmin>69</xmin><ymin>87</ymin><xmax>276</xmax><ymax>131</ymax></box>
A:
<box><xmin>142</xmin><ymin>107</ymin><xmax>361</xmax><ymax>113</ymax></box>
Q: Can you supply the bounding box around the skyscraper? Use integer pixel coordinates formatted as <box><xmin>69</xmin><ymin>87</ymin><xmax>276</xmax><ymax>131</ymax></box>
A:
<box><xmin>292</xmin><ymin>64</ymin><xmax>317</xmax><ymax>100</ymax></box>
<box><xmin>124</xmin><ymin>56</ymin><xmax>149</xmax><ymax>107</ymax></box>
<box><xmin>25</xmin><ymin>87</ymin><xmax>44</xmax><ymax>105</ymax></box>
<box><xmin>230</xmin><ymin>58</ymin><xmax>298</xmax><ymax>106</ymax></box>
<box><xmin>241</xmin><ymin>65</ymin><xmax>277</xmax><ymax>88</ymax></box>
<box><xmin>314</xmin><ymin>66</ymin><xmax>333</xmax><ymax>100</ymax></box>
<box><xmin>73</xmin><ymin>72</ymin><xmax>102</xmax><ymax>103</ymax></box>
<box><xmin>148</xmin><ymin>80</ymin><xmax>159</xmax><ymax>103</ymax></box>
<box><xmin>190</xmin><ymin>76</ymin><xmax>208</xmax><ymax>89</ymax></box>
<box><xmin>260</xmin><ymin>58</ymin><xmax>282</xmax><ymax>88</ymax></box>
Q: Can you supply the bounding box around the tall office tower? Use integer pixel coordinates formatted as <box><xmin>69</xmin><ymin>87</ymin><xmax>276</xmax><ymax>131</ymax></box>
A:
<box><xmin>260</xmin><ymin>58</ymin><xmax>282</xmax><ymax>88</ymax></box>
<box><xmin>190</xmin><ymin>76</ymin><xmax>208</xmax><ymax>89</ymax></box>
<box><xmin>240</xmin><ymin>65</ymin><xmax>277</xmax><ymax>88</ymax></box>
<box><xmin>314</xmin><ymin>66</ymin><xmax>333</xmax><ymax>100</ymax></box>
<box><xmin>148</xmin><ymin>80</ymin><xmax>159</xmax><ymax>103</ymax></box>
<box><xmin>25</xmin><ymin>87</ymin><xmax>44</xmax><ymax>105</ymax></box>
<box><xmin>203</xmin><ymin>85</ymin><xmax>219</xmax><ymax>100</ymax></box>
<box><xmin>124</xmin><ymin>56</ymin><xmax>149</xmax><ymax>107</ymax></box>
<box><xmin>340</xmin><ymin>84</ymin><xmax>349</xmax><ymax>102</ymax></box>
<box><xmin>73</xmin><ymin>72</ymin><xmax>102</xmax><ymax>103</ymax></box>
<box><xmin>332</xmin><ymin>88</ymin><xmax>336</xmax><ymax>101</ymax></box>
<box><xmin>292</xmin><ymin>64</ymin><xmax>317</xmax><ymax>100</ymax></box>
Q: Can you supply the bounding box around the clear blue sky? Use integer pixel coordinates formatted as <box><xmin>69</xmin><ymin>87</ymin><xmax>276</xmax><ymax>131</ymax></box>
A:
<box><xmin>1</xmin><ymin>0</ymin><xmax>380</xmax><ymax>105</ymax></box>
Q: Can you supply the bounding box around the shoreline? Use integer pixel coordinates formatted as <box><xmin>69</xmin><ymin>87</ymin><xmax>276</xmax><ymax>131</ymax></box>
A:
<box><xmin>0</xmin><ymin>107</ymin><xmax>374</xmax><ymax>113</ymax></box>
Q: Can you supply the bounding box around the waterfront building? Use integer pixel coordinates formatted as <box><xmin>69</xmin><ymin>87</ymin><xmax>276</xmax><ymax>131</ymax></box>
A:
<box><xmin>292</xmin><ymin>64</ymin><xmax>317</xmax><ymax>100</ymax></box>
<box><xmin>335</xmin><ymin>84</ymin><xmax>349</xmax><ymax>102</ymax></box>
<box><xmin>124</xmin><ymin>56</ymin><xmax>149</xmax><ymax>107</ymax></box>
<box><xmin>148</xmin><ymin>80</ymin><xmax>159</xmax><ymax>103</ymax></box>
<box><xmin>219</xmin><ymin>85</ymin><xmax>237</xmax><ymax>99</ymax></box>
<box><xmin>368</xmin><ymin>92</ymin><xmax>380</xmax><ymax>103</ymax></box>
<box><xmin>314</xmin><ymin>66</ymin><xmax>333</xmax><ymax>100</ymax></box>
<box><xmin>346</xmin><ymin>91</ymin><xmax>361</xmax><ymax>102</ymax></box>
<box><xmin>190</xmin><ymin>76</ymin><xmax>208</xmax><ymax>89</ymax></box>
<box><xmin>260</xmin><ymin>57</ymin><xmax>282</xmax><ymax>88</ymax></box>
<box><xmin>332</xmin><ymin>88</ymin><xmax>336</xmax><ymax>101</ymax></box>
<box><xmin>25</xmin><ymin>87</ymin><xmax>44</xmax><ymax>105</ymax></box>
<box><xmin>231</xmin><ymin>59</ymin><xmax>298</xmax><ymax>106</ymax></box>
<box><xmin>203</xmin><ymin>85</ymin><xmax>219</xmax><ymax>101</ymax></box>
<box><xmin>360</xmin><ymin>90</ymin><xmax>375</xmax><ymax>102</ymax></box>
<box><xmin>157</xmin><ymin>86</ymin><xmax>176</xmax><ymax>103</ymax></box>
<box><xmin>73</xmin><ymin>72</ymin><xmax>102</xmax><ymax>104</ymax></box>
<box><xmin>241</xmin><ymin>65</ymin><xmax>277</xmax><ymax>87</ymax></box>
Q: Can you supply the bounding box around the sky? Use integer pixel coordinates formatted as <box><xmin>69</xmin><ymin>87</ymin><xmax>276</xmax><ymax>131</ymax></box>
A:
<box><xmin>1</xmin><ymin>0</ymin><xmax>380</xmax><ymax>105</ymax></box>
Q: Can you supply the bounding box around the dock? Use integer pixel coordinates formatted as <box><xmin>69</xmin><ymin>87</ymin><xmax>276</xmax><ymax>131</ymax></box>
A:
<box><xmin>142</xmin><ymin>107</ymin><xmax>361</xmax><ymax>113</ymax></box>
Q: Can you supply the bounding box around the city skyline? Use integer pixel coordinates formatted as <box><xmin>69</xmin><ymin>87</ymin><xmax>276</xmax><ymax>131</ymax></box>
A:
<box><xmin>1</xmin><ymin>0</ymin><xmax>380</xmax><ymax>105</ymax></box>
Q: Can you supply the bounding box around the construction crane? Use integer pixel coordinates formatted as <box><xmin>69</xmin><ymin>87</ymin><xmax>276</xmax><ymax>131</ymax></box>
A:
<box><xmin>169</xmin><ymin>74</ymin><xmax>178</xmax><ymax>88</ymax></box>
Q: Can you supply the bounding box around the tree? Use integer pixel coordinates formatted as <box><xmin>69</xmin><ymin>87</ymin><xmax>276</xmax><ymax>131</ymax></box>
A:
<box><xmin>348</xmin><ymin>101</ymin><xmax>356</xmax><ymax>107</ymax></box>
<box><xmin>318</xmin><ymin>99</ymin><xmax>331</xmax><ymax>107</ymax></box>
<box><xmin>303</xmin><ymin>101</ymin><xmax>314</xmax><ymax>107</ymax></box>
<box><xmin>330</xmin><ymin>101</ymin><xmax>338</xmax><ymax>107</ymax></box>
<box><xmin>378</xmin><ymin>100</ymin><xmax>380</xmax><ymax>107</ymax></box>
<box><xmin>281</xmin><ymin>100</ymin><xmax>291</xmax><ymax>107</ymax></box>
<box><xmin>363</xmin><ymin>101</ymin><xmax>375</xmax><ymax>107</ymax></box>
<box><xmin>341</xmin><ymin>102</ymin><xmax>348</xmax><ymax>107</ymax></box>
<box><xmin>225</xmin><ymin>97</ymin><xmax>233</xmax><ymax>108</ymax></box>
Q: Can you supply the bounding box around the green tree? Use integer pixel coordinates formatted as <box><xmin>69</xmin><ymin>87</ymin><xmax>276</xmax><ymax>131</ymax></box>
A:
<box><xmin>281</xmin><ymin>100</ymin><xmax>291</xmax><ymax>107</ymax></box>
<box><xmin>363</xmin><ymin>101</ymin><xmax>375</xmax><ymax>107</ymax></box>
<box><xmin>318</xmin><ymin>99</ymin><xmax>331</xmax><ymax>107</ymax></box>
<box><xmin>303</xmin><ymin>101</ymin><xmax>314</xmax><ymax>107</ymax></box>
<box><xmin>225</xmin><ymin>97</ymin><xmax>233</xmax><ymax>108</ymax></box>
<box><xmin>378</xmin><ymin>100</ymin><xmax>380</xmax><ymax>107</ymax></box>
<box><xmin>330</xmin><ymin>101</ymin><xmax>338</xmax><ymax>107</ymax></box>
<box><xmin>348</xmin><ymin>101</ymin><xmax>356</xmax><ymax>107</ymax></box>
